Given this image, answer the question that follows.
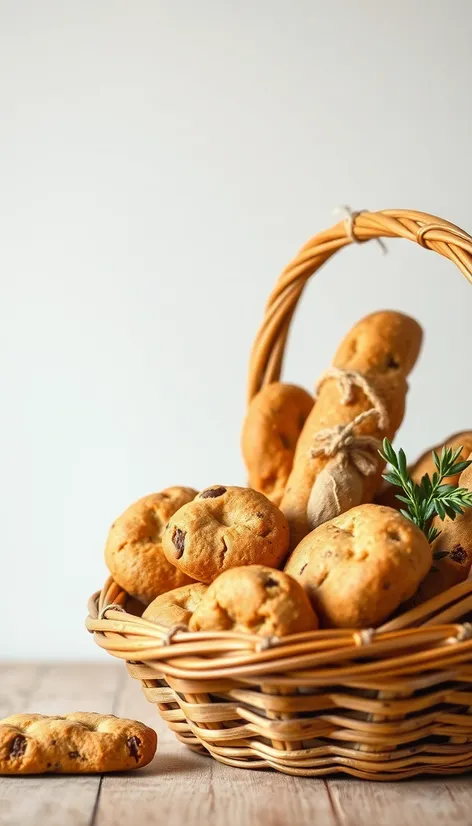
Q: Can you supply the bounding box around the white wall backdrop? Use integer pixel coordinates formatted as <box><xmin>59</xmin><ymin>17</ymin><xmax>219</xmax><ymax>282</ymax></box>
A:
<box><xmin>1</xmin><ymin>0</ymin><xmax>472</xmax><ymax>659</ymax></box>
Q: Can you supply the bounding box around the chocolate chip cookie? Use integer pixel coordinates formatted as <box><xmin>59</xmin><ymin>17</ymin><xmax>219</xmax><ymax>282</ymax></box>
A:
<box><xmin>143</xmin><ymin>582</ymin><xmax>208</xmax><ymax>627</ymax></box>
<box><xmin>105</xmin><ymin>487</ymin><xmax>197</xmax><ymax>604</ymax></box>
<box><xmin>0</xmin><ymin>713</ymin><xmax>157</xmax><ymax>774</ymax></box>
<box><xmin>162</xmin><ymin>485</ymin><xmax>290</xmax><ymax>583</ymax></box>
<box><xmin>189</xmin><ymin>565</ymin><xmax>319</xmax><ymax>635</ymax></box>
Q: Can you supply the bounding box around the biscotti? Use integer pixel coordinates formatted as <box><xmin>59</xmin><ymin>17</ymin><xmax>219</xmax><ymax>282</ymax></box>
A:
<box><xmin>241</xmin><ymin>382</ymin><xmax>314</xmax><ymax>506</ymax></box>
<box><xmin>281</xmin><ymin>311</ymin><xmax>423</xmax><ymax>546</ymax></box>
<box><xmin>162</xmin><ymin>485</ymin><xmax>290</xmax><ymax>583</ymax></box>
<box><xmin>0</xmin><ymin>713</ymin><xmax>157</xmax><ymax>775</ymax></box>
<box><xmin>143</xmin><ymin>582</ymin><xmax>208</xmax><ymax>627</ymax></box>
<box><xmin>284</xmin><ymin>504</ymin><xmax>432</xmax><ymax>628</ymax></box>
<box><xmin>105</xmin><ymin>487</ymin><xmax>197</xmax><ymax>604</ymax></box>
<box><xmin>189</xmin><ymin>565</ymin><xmax>319</xmax><ymax>636</ymax></box>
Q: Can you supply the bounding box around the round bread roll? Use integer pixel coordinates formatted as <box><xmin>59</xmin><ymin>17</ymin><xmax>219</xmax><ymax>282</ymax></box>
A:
<box><xmin>189</xmin><ymin>565</ymin><xmax>319</xmax><ymax>636</ymax></box>
<box><xmin>162</xmin><ymin>485</ymin><xmax>290</xmax><ymax>583</ymax></box>
<box><xmin>105</xmin><ymin>487</ymin><xmax>197</xmax><ymax>604</ymax></box>
<box><xmin>142</xmin><ymin>582</ymin><xmax>208</xmax><ymax>627</ymax></box>
<box><xmin>241</xmin><ymin>382</ymin><xmax>314</xmax><ymax>506</ymax></box>
<box><xmin>284</xmin><ymin>504</ymin><xmax>432</xmax><ymax>628</ymax></box>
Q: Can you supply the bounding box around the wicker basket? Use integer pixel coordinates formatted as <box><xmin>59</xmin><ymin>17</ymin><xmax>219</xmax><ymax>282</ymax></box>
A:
<box><xmin>87</xmin><ymin>209</ymin><xmax>472</xmax><ymax>780</ymax></box>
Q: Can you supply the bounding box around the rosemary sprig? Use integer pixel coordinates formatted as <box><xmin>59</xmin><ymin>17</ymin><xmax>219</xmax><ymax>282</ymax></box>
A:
<box><xmin>379</xmin><ymin>439</ymin><xmax>472</xmax><ymax>543</ymax></box>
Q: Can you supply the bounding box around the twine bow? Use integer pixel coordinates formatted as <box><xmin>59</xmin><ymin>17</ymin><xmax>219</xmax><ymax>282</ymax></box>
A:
<box><xmin>310</xmin><ymin>367</ymin><xmax>388</xmax><ymax>477</ymax></box>
<box><xmin>310</xmin><ymin>411</ymin><xmax>382</xmax><ymax>476</ymax></box>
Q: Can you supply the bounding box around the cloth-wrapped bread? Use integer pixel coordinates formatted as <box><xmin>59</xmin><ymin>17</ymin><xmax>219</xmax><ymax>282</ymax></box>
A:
<box><xmin>281</xmin><ymin>311</ymin><xmax>423</xmax><ymax>547</ymax></box>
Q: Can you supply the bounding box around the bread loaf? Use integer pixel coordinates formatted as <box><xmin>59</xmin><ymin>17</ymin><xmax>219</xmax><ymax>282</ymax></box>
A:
<box><xmin>281</xmin><ymin>311</ymin><xmax>423</xmax><ymax>547</ymax></box>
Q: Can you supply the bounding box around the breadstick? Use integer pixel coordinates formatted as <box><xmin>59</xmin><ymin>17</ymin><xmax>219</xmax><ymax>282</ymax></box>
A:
<box><xmin>241</xmin><ymin>382</ymin><xmax>314</xmax><ymax>505</ymax></box>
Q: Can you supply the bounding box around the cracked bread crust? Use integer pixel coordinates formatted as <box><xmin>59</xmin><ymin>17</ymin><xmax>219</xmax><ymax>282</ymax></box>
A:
<box><xmin>188</xmin><ymin>565</ymin><xmax>319</xmax><ymax>635</ymax></box>
<box><xmin>162</xmin><ymin>486</ymin><xmax>290</xmax><ymax>583</ymax></box>
<box><xmin>0</xmin><ymin>713</ymin><xmax>157</xmax><ymax>775</ymax></box>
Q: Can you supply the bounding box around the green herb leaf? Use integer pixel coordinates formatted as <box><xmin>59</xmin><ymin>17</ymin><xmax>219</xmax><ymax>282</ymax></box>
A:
<box><xmin>379</xmin><ymin>438</ymin><xmax>472</xmax><ymax>544</ymax></box>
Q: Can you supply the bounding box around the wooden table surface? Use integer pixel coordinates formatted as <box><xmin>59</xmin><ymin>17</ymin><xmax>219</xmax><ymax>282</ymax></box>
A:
<box><xmin>2</xmin><ymin>662</ymin><xmax>472</xmax><ymax>826</ymax></box>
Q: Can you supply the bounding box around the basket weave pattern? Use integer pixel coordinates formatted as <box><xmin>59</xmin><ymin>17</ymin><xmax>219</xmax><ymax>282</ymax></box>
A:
<box><xmin>88</xmin><ymin>209</ymin><xmax>472</xmax><ymax>779</ymax></box>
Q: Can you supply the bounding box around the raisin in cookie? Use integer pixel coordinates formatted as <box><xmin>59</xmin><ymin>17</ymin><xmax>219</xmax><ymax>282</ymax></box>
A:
<box><xmin>285</xmin><ymin>504</ymin><xmax>431</xmax><ymax>628</ymax></box>
<box><xmin>105</xmin><ymin>487</ymin><xmax>197</xmax><ymax>604</ymax></box>
<box><xmin>143</xmin><ymin>582</ymin><xmax>208</xmax><ymax>627</ymax></box>
<box><xmin>241</xmin><ymin>382</ymin><xmax>314</xmax><ymax>506</ymax></box>
<box><xmin>162</xmin><ymin>485</ymin><xmax>290</xmax><ymax>583</ymax></box>
<box><xmin>189</xmin><ymin>565</ymin><xmax>318</xmax><ymax>635</ymax></box>
<box><xmin>0</xmin><ymin>713</ymin><xmax>157</xmax><ymax>775</ymax></box>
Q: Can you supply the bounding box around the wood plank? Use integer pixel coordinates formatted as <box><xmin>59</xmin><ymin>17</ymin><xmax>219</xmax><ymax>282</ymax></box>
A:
<box><xmin>0</xmin><ymin>662</ymin><xmax>122</xmax><ymax>826</ymax></box>
<box><xmin>3</xmin><ymin>664</ymin><xmax>472</xmax><ymax>826</ymax></box>
<box><xmin>327</xmin><ymin>776</ymin><xmax>472</xmax><ymax>826</ymax></box>
<box><xmin>0</xmin><ymin>663</ymin><xmax>45</xmax><ymax>718</ymax></box>
<box><xmin>94</xmin><ymin>668</ymin><xmax>339</xmax><ymax>826</ymax></box>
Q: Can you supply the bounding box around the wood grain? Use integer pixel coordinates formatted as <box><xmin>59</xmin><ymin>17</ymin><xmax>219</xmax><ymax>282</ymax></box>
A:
<box><xmin>0</xmin><ymin>663</ymin><xmax>121</xmax><ymax>826</ymax></box>
<box><xmin>2</xmin><ymin>663</ymin><xmax>472</xmax><ymax>826</ymax></box>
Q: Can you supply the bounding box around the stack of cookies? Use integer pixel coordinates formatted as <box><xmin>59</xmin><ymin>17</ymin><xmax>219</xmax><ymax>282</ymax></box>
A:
<box><xmin>104</xmin><ymin>310</ymin><xmax>472</xmax><ymax>634</ymax></box>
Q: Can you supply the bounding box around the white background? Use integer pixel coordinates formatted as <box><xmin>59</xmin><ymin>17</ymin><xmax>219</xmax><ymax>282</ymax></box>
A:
<box><xmin>1</xmin><ymin>1</ymin><xmax>472</xmax><ymax>659</ymax></box>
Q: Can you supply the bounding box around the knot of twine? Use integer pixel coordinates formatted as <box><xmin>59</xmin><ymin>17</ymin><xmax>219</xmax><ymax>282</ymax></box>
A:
<box><xmin>353</xmin><ymin>628</ymin><xmax>376</xmax><ymax>647</ymax></box>
<box><xmin>334</xmin><ymin>206</ymin><xmax>388</xmax><ymax>255</ymax></box>
<box><xmin>256</xmin><ymin>635</ymin><xmax>280</xmax><ymax>653</ymax></box>
<box><xmin>98</xmin><ymin>603</ymin><xmax>126</xmax><ymax>620</ymax></box>
<box><xmin>310</xmin><ymin>414</ymin><xmax>383</xmax><ymax>477</ymax></box>
<box><xmin>446</xmin><ymin>623</ymin><xmax>472</xmax><ymax>645</ymax></box>
<box><xmin>310</xmin><ymin>369</ymin><xmax>388</xmax><ymax>476</ymax></box>
<box><xmin>162</xmin><ymin>623</ymin><xmax>188</xmax><ymax>646</ymax></box>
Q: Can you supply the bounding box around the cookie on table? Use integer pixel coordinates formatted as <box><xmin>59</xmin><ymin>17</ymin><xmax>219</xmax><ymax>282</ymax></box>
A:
<box><xmin>162</xmin><ymin>485</ymin><xmax>290</xmax><ymax>583</ymax></box>
<box><xmin>0</xmin><ymin>713</ymin><xmax>157</xmax><ymax>775</ymax></box>
<box><xmin>285</xmin><ymin>504</ymin><xmax>431</xmax><ymax>628</ymax></box>
<box><xmin>241</xmin><ymin>382</ymin><xmax>314</xmax><ymax>506</ymax></box>
<box><xmin>189</xmin><ymin>565</ymin><xmax>319</xmax><ymax>636</ymax></box>
<box><xmin>143</xmin><ymin>582</ymin><xmax>208</xmax><ymax>627</ymax></box>
<box><xmin>105</xmin><ymin>487</ymin><xmax>197</xmax><ymax>605</ymax></box>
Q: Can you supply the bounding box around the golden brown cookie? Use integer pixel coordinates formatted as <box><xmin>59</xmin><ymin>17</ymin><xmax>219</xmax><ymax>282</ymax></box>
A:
<box><xmin>281</xmin><ymin>311</ymin><xmax>422</xmax><ymax>547</ymax></box>
<box><xmin>285</xmin><ymin>504</ymin><xmax>432</xmax><ymax>628</ymax></box>
<box><xmin>188</xmin><ymin>565</ymin><xmax>319</xmax><ymax>636</ymax></box>
<box><xmin>105</xmin><ymin>487</ymin><xmax>197</xmax><ymax>604</ymax></box>
<box><xmin>162</xmin><ymin>485</ymin><xmax>290</xmax><ymax>583</ymax></box>
<box><xmin>143</xmin><ymin>582</ymin><xmax>208</xmax><ymax>627</ymax></box>
<box><xmin>241</xmin><ymin>382</ymin><xmax>314</xmax><ymax>506</ymax></box>
<box><xmin>0</xmin><ymin>713</ymin><xmax>157</xmax><ymax>775</ymax></box>
<box><xmin>376</xmin><ymin>431</ymin><xmax>472</xmax><ymax>509</ymax></box>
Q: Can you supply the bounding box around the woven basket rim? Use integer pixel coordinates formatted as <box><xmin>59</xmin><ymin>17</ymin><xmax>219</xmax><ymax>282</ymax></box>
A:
<box><xmin>87</xmin><ymin>576</ymin><xmax>472</xmax><ymax>681</ymax></box>
<box><xmin>247</xmin><ymin>207</ymin><xmax>472</xmax><ymax>400</ymax></box>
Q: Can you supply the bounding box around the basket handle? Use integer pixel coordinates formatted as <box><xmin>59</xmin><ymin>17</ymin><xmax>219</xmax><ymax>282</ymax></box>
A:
<box><xmin>247</xmin><ymin>209</ymin><xmax>472</xmax><ymax>403</ymax></box>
